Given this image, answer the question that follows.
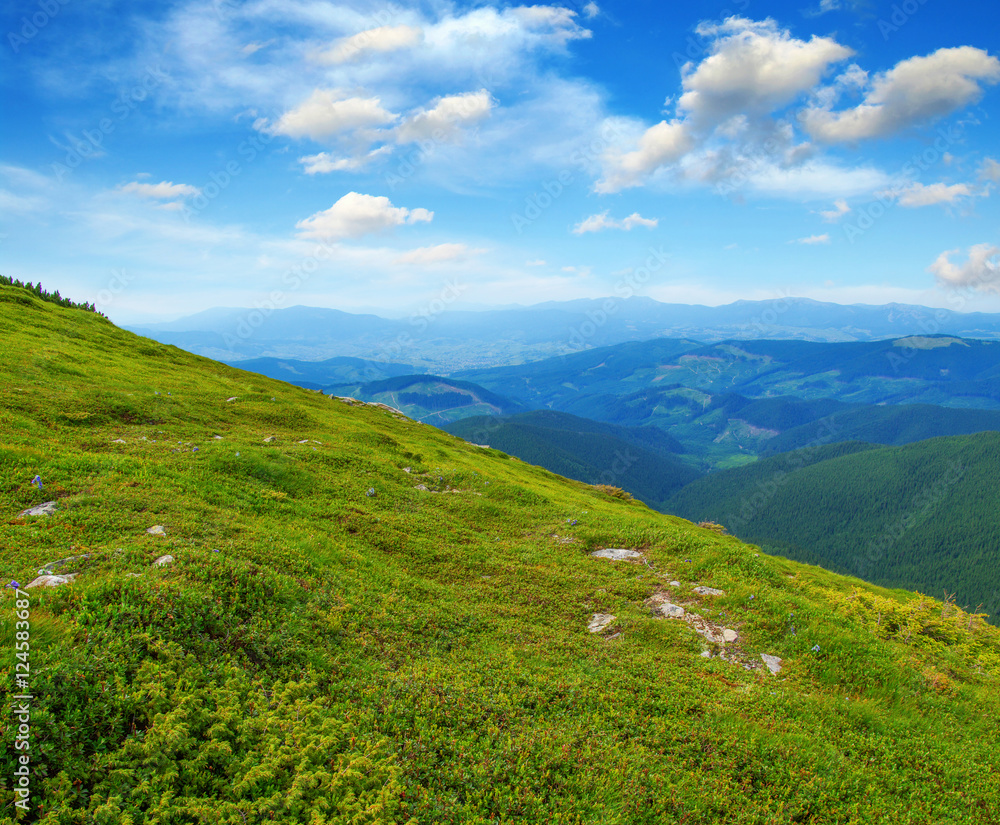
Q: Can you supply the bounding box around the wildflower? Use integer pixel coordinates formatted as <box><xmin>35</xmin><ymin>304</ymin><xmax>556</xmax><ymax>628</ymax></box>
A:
<box><xmin>6</xmin><ymin>580</ymin><xmax>19</xmax><ymax>589</ymax></box>
<box><xmin>31</xmin><ymin>475</ymin><xmax>42</xmax><ymax>489</ymax></box>
<box><xmin>811</xmin><ymin>644</ymin><xmax>821</xmax><ymax>652</ymax></box>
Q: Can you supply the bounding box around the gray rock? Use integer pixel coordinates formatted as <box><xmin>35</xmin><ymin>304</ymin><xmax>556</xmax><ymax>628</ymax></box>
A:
<box><xmin>38</xmin><ymin>553</ymin><xmax>90</xmax><ymax>575</ymax></box>
<box><xmin>146</xmin><ymin>525</ymin><xmax>167</xmax><ymax>536</ymax></box>
<box><xmin>657</xmin><ymin>602</ymin><xmax>686</xmax><ymax>619</ymax></box>
<box><xmin>693</xmin><ymin>586</ymin><xmax>725</xmax><ymax>597</ymax></box>
<box><xmin>263</xmin><ymin>436</ymin><xmax>276</xmax><ymax>443</ymax></box>
<box><xmin>414</xmin><ymin>484</ymin><xmax>430</xmax><ymax>491</ymax></box>
<box><xmin>722</xmin><ymin>628</ymin><xmax>739</xmax><ymax>643</ymax></box>
<box><xmin>761</xmin><ymin>653</ymin><xmax>782</xmax><ymax>674</ymax></box>
<box><xmin>226</xmin><ymin>396</ymin><xmax>237</xmax><ymax>402</ymax></box>
<box><xmin>153</xmin><ymin>554</ymin><xmax>174</xmax><ymax>567</ymax></box>
<box><xmin>25</xmin><ymin>573</ymin><xmax>77</xmax><ymax>588</ymax></box>
<box><xmin>590</xmin><ymin>548</ymin><xmax>642</xmax><ymax>561</ymax></box>
<box><xmin>112</xmin><ymin>438</ymin><xmax>126</xmax><ymax>443</ymax></box>
<box><xmin>18</xmin><ymin>501</ymin><xmax>58</xmax><ymax>517</ymax></box>
<box><xmin>669</xmin><ymin>580</ymin><xmax>681</xmax><ymax>587</ymax></box>
<box><xmin>700</xmin><ymin>650</ymin><xmax>712</xmax><ymax>658</ymax></box>
<box><xmin>588</xmin><ymin>613</ymin><xmax>616</xmax><ymax>633</ymax></box>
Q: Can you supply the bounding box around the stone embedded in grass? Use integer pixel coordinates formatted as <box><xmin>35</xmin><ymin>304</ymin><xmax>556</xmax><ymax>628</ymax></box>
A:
<box><xmin>264</xmin><ymin>436</ymin><xmax>276</xmax><ymax>443</ymax></box>
<box><xmin>588</xmin><ymin>613</ymin><xmax>616</xmax><ymax>633</ymax></box>
<box><xmin>38</xmin><ymin>553</ymin><xmax>90</xmax><ymax>575</ymax></box>
<box><xmin>25</xmin><ymin>573</ymin><xmax>77</xmax><ymax>588</ymax></box>
<box><xmin>761</xmin><ymin>654</ymin><xmax>783</xmax><ymax>674</ymax></box>
<box><xmin>146</xmin><ymin>525</ymin><xmax>167</xmax><ymax>536</ymax></box>
<box><xmin>722</xmin><ymin>628</ymin><xmax>739</xmax><ymax>643</ymax></box>
<box><xmin>693</xmin><ymin>586</ymin><xmax>725</xmax><ymax>597</ymax></box>
<box><xmin>112</xmin><ymin>438</ymin><xmax>126</xmax><ymax>443</ymax></box>
<box><xmin>153</xmin><ymin>554</ymin><xmax>175</xmax><ymax>566</ymax></box>
<box><xmin>590</xmin><ymin>548</ymin><xmax>642</xmax><ymax>561</ymax></box>
<box><xmin>414</xmin><ymin>484</ymin><xmax>430</xmax><ymax>491</ymax></box>
<box><xmin>658</xmin><ymin>602</ymin><xmax>686</xmax><ymax>619</ymax></box>
<box><xmin>18</xmin><ymin>501</ymin><xmax>58</xmax><ymax>517</ymax></box>
<box><xmin>669</xmin><ymin>580</ymin><xmax>681</xmax><ymax>587</ymax></box>
<box><xmin>226</xmin><ymin>396</ymin><xmax>237</xmax><ymax>402</ymax></box>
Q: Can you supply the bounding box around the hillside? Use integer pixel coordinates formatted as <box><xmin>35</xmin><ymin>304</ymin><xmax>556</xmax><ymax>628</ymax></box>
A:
<box><xmin>2</xmin><ymin>284</ymin><xmax>1000</xmax><ymax>823</ymax></box>
<box><xmin>326</xmin><ymin>374</ymin><xmax>528</xmax><ymax>424</ymax></box>
<box><xmin>445</xmin><ymin>411</ymin><xmax>701</xmax><ymax>510</ymax></box>
<box><xmin>668</xmin><ymin>435</ymin><xmax>1000</xmax><ymax>617</ymax></box>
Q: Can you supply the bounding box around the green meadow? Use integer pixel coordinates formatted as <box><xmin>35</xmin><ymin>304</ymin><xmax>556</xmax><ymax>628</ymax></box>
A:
<box><xmin>1</xmin><ymin>284</ymin><xmax>999</xmax><ymax>823</ymax></box>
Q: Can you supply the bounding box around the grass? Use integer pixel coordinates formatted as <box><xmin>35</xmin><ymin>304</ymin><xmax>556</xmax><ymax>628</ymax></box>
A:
<box><xmin>0</xmin><ymin>284</ymin><xmax>998</xmax><ymax>823</ymax></box>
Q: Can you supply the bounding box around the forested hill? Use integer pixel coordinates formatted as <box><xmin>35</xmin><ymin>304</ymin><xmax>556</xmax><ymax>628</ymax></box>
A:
<box><xmin>668</xmin><ymin>433</ymin><xmax>1000</xmax><ymax>617</ymax></box>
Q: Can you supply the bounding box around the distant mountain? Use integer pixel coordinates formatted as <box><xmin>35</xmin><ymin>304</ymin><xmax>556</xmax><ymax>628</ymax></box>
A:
<box><xmin>326</xmin><ymin>374</ymin><xmax>527</xmax><ymax>424</ymax></box>
<box><xmin>227</xmin><ymin>355</ymin><xmax>417</xmax><ymax>389</ymax></box>
<box><xmin>128</xmin><ymin>297</ymin><xmax>1000</xmax><ymax>371</ymax></box>
<box><xmin>446</xmin><ymin>410</ymin><xmax>701</xmax><ymax>510</ymax></box>
<box><xmin>667</xmin><ymin>432</ymin><xmax>1000</xmax><ymax>616</ymax></box>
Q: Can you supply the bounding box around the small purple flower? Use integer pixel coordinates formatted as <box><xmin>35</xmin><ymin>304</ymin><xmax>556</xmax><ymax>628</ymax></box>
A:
<box><xmin>811</xmin><ymin>644</ymin><xmax>821</xmax><ymax>652</ymax></box>
<box><xmin>6</xmin><ymin>580</ymin><xmax>19</xmax><ymax>589</ymax></box>
<box><xmin>31</xmin><ymin>475</ymin><xmax>42</xmax><ymax>489</ymax></box>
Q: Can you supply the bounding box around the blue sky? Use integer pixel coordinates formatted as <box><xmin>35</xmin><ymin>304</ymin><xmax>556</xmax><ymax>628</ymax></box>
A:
<box><xmin>2</xmin><ymin>0</ymin><xmax>999</xmax><ymax>323</ymax></box>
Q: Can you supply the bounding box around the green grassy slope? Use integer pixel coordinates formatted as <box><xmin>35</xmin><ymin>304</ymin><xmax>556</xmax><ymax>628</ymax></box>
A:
<box><xmin>668</xmin><ymin>435</ymin><xmax>1000</xmax><ymax>616</ymax></box>
<box><xmin>2</xmin><ymin>285</ymin><xmax>1000</xmax><ymax>823</ymax></box>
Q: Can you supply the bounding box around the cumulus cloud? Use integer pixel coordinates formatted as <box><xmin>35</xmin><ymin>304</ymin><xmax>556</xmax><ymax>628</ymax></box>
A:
<box><xmin>268</xmin><ymin>90</ymin><xmax>397</xmax><ymax>140</ymax></box>
<box><xmin>818</xmin><ymin>198</ymin><xmax>850</xmax><ymax>221</ymax></box>
<box><xmin>979</xmin><ymin>157</ymin><xmax>1000</xmax><ymax>182</ymax></box>
<box><xmin>316</xmin><ymin>24</ymin><xmax>423</xmax><ymax>65</ymax></box>
<box><xmin>878</xmin><ymin>181</ymin><xmax>974</xmax><ymax>207</ymax></box>
<box><xmin>510</xmin><ymin>6</ymin><xmax>592</xmax><ymax>44</ymax></box>
<box><xmin>395</xmin><ymin>90</ymin><xmax>494</xmax><ymax>144</ymax></box>
<box><xmin>295</xmin><ymin>192</ymin><xmax>433</xmax><ymax>240</ymax></box>
<box><xmin>119</xmin><ymin>181</ymin><xmax>200</xmax><ymax>199</ymax></box>
<box><xmin>929</xmin><ymin>243</ymin><xmax>1000</xmax><ymax>291</ymax></box>
<box><xmin>583</xmin><ymin>2</ymin><xmax>600</xmax><ymax>18</ymax></box>
<box><xmin>572</xmin><ymin>211</ymin><xmax>658</xmax><ymax>234</ymax></box>
<box><xmin>803</xmin><ymin>47</ymin><xmax>1000</xmax><ymax>142</ymax></box>
<box><xmin>298</xmin><ymin>147</ymin><xmax>391</xmax><ymax>174</ymax></box>
<box><xmin>792</xmin><ymin>233</ymin><xmax>831</xmax><ymax>244</ymax></box>
<box><xmin>394</xmin><ymin>243</ymin><xmax>483</xmax><ymax>265</ymax></box>
<box><xmin>678</xmin><ymin>17</ymin><xmax>853</xmax><ymax>126</ymax></box>
<box><xmin>595</xmin><ymin>120</ymin><xmax>692</xmax><ymax>192</ymax></box>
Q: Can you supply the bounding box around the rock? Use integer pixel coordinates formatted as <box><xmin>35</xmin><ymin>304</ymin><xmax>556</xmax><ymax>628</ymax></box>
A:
<box><xmin>213</xmin><ymin>435</ymin><xmax>223</xmax><ymax>439</ymax></box>
<box><xmin>722</xmin><ymin>628</ymin><xmax>739</xmax><ymax>643</ymax></box>
<box><xmin>700</xmin><ymin>650</ymin><xmax>712</xmax><ymax>658</ymax></box>
<box><xmin>669</xmin><ymin>580</ymin><xmax>681</xmax><ymax>587</ymax></box>
<box><xmin>18</xmin><ymin>501</ymin><xmax>58</xmax><ymax>517</ymax></box>
<box><xmin>226</xmin><ymin>396</ymin><xmax>237</xmax><ymax>402</ymax></box>
<box><xmin>590</xmin><ymin>548</ymin><xmax>642</xmax><ymax>561</ymax></box>
<box><xmin>693</xmin><ymin>586</ymin><xmax>725</xmax><ymax>597</ymax></box>
<box><xmin>153</xmin><ymin>554</ymin><xmax>174</xmax><ymax>566</ymax></box>
<box><xmin>146</xmin><ymin>525</ymin><xmax>167</xmax><ymax>536</ymax></box>
<box><xmin>403</xmin><ymin>467</ymin><xmax>412</xmax><ymax>473</ymax></box>
<box><xmin>414</xmin><ymin>484</ymin><xmax>430</xmax><ymax>491</ymax></box>
<box><xmin>38</xmin><ymin>553</ymin><xmax>90</xmax><ymax>575</ymax></box>
<box><xmin>761</xmin><ymin>654</ymin><xmax>782</xmax><ymax>674</ymax></box>
<box><xmin>112</xmin><ymin>438</ymin><xmax>126</xmax><ymax>443</ymax></box>
<box><xmin>126</xmin><ymin>572</ymin><xmax>143</xmax><ymax>578</ymax></box>
<box><xmin>25</xmin><ymin>574</ymin><xmax>77</xmax><ymax>588</ymax></box>
<box><xmin>297</xmin><ymin>439</ymin><xmax>309</xmax><ymax>444</ymax></box>
<box><xmin>657</xmin><ymin>602</ymin><xmax>686</xmax><ymax>619</ymax></box>
<box><xmin>264</xmin><ymin>436</ymin><xmax>276</xmax><ymax>443</ymax></box>
<box><xmin>588</xmin><ymin>613</ymin><xmax>616</xmax><ymax>633</ymax></box>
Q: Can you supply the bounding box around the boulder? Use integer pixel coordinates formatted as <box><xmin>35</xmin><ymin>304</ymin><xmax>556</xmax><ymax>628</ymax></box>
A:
<box><xmin>722</xmin><ymin>628</ymin><xmax>739</xmax><ymax>643</ymax></box>
<box><xmin>38</xmin><ymin>553</ymin><xmax>90</xmax><ymax>575</ymax></box>
<box><xmin>18</xmin><ymin>501</ymin><xmax>58</xmax><ymax>517</ymax></box>
<box><xmin>25</xmin><ymin>573</ymin><xmax>77</xmax><ymax>588</ymax></box>
<box><xmin>761</xmin><ymin>654</ymin><xmax>783</xmax><ymax>674</ymax></box>
<box><xmin>590</xmin><ymin>548</ymin><xmax>642</xmax><ymax>561</ymax></box>
<box><xmin>657</xmin><ymin>602</ymin><xmax>686</xmax><ymax>619</ymax></box>
<box><xmin>153</xmin><ymin>554</ymin><xmax>175</xmax><ymax>566</ymax></box>
<box><xmin>588</xmin><ymin>613</ymin><xmax>616</xmax><ymax>633</ymax></box>
<box><xmin>693</xmin><ymin>586</ymin><xmax>725</xmax><ymax>597</ymax></box>
<box><xmin>146</xmin><ymin>525</ymin><xmax>167</xmax><ymax>537</ymax></box>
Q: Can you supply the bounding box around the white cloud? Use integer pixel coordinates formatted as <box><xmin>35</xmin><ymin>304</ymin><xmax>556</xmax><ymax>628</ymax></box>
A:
<box><xmin>583</xmin><ymin>3</ymin><xmax>600</xmax><ymax>18</ymax></box>
<box><xmin>878</xmin><ymin>181</ymin><xmax>973</xmax><ymax>207</ymax></box>
<box><xmin>678</xmin><ymin>17</ymin><xmax>852</xmax><ymax>126</ymax></box>
<box><xmin>803</xmin><ymin>47</ymin><xmax>1000</xmax><ymax>142</ymax></box>
<box><xmin>299</xmin><ymin>147</ymin><xmax>391</xmax><ymax>174</ymax></box>
<box><xmin>295</xmin><ymin>192</ymin><xmax>433</xmax><ymax>240</ymax></box>
<box><xmin>268</xmin><ymin>90</ymin><xmax>397</xmax><ymax>141</ymax></box>
<box><xmin>596</xmin><ymin>120</ymin><xmax>692</xmax><ymax>192</ymax></box>
<box><xmin>316</xmin><ymin>25</ymin><xmax>423</xmax><ymax>65</ymax></box>
<box><xmin>929</xmin><ymin>243</ymin><xmax>1000</xmax><ymax>291</ymax></box>
<box><xmin>818</xmin><ymin>198</ymin><xmax>850</xmax><ymax>222</ymax></box>
<box><xmin>119</xmin><ymin>181</ymin><xmax>200</xmax><ymax>199</ymax></box>
<box><xmin>393</xmin><ymin>243</ymin><xmax>484</xmax><ymax>265</ymax></box>
<box><xmin>572</xmin><ymin>211</ymin><xmax>658</xmax><ymax>234</ymax></box>
<box><xmin>395</xmin><ymin>90</ymin><xmax>494</xmax><ymax>144</ymax></box>
<box><xmin>980</xmin><ymin>157</ymin><xmax>1000</xmax><ymax>182</ymax></box>
<box><xmin>792</xmin><ymin>233</ymin><xmax>831</xmax><ymax>244</ymax></box>
<box><xmin>525</xmin><ymin>259</ymin><xmax>547</xmax><ymax>266</ymax></box>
